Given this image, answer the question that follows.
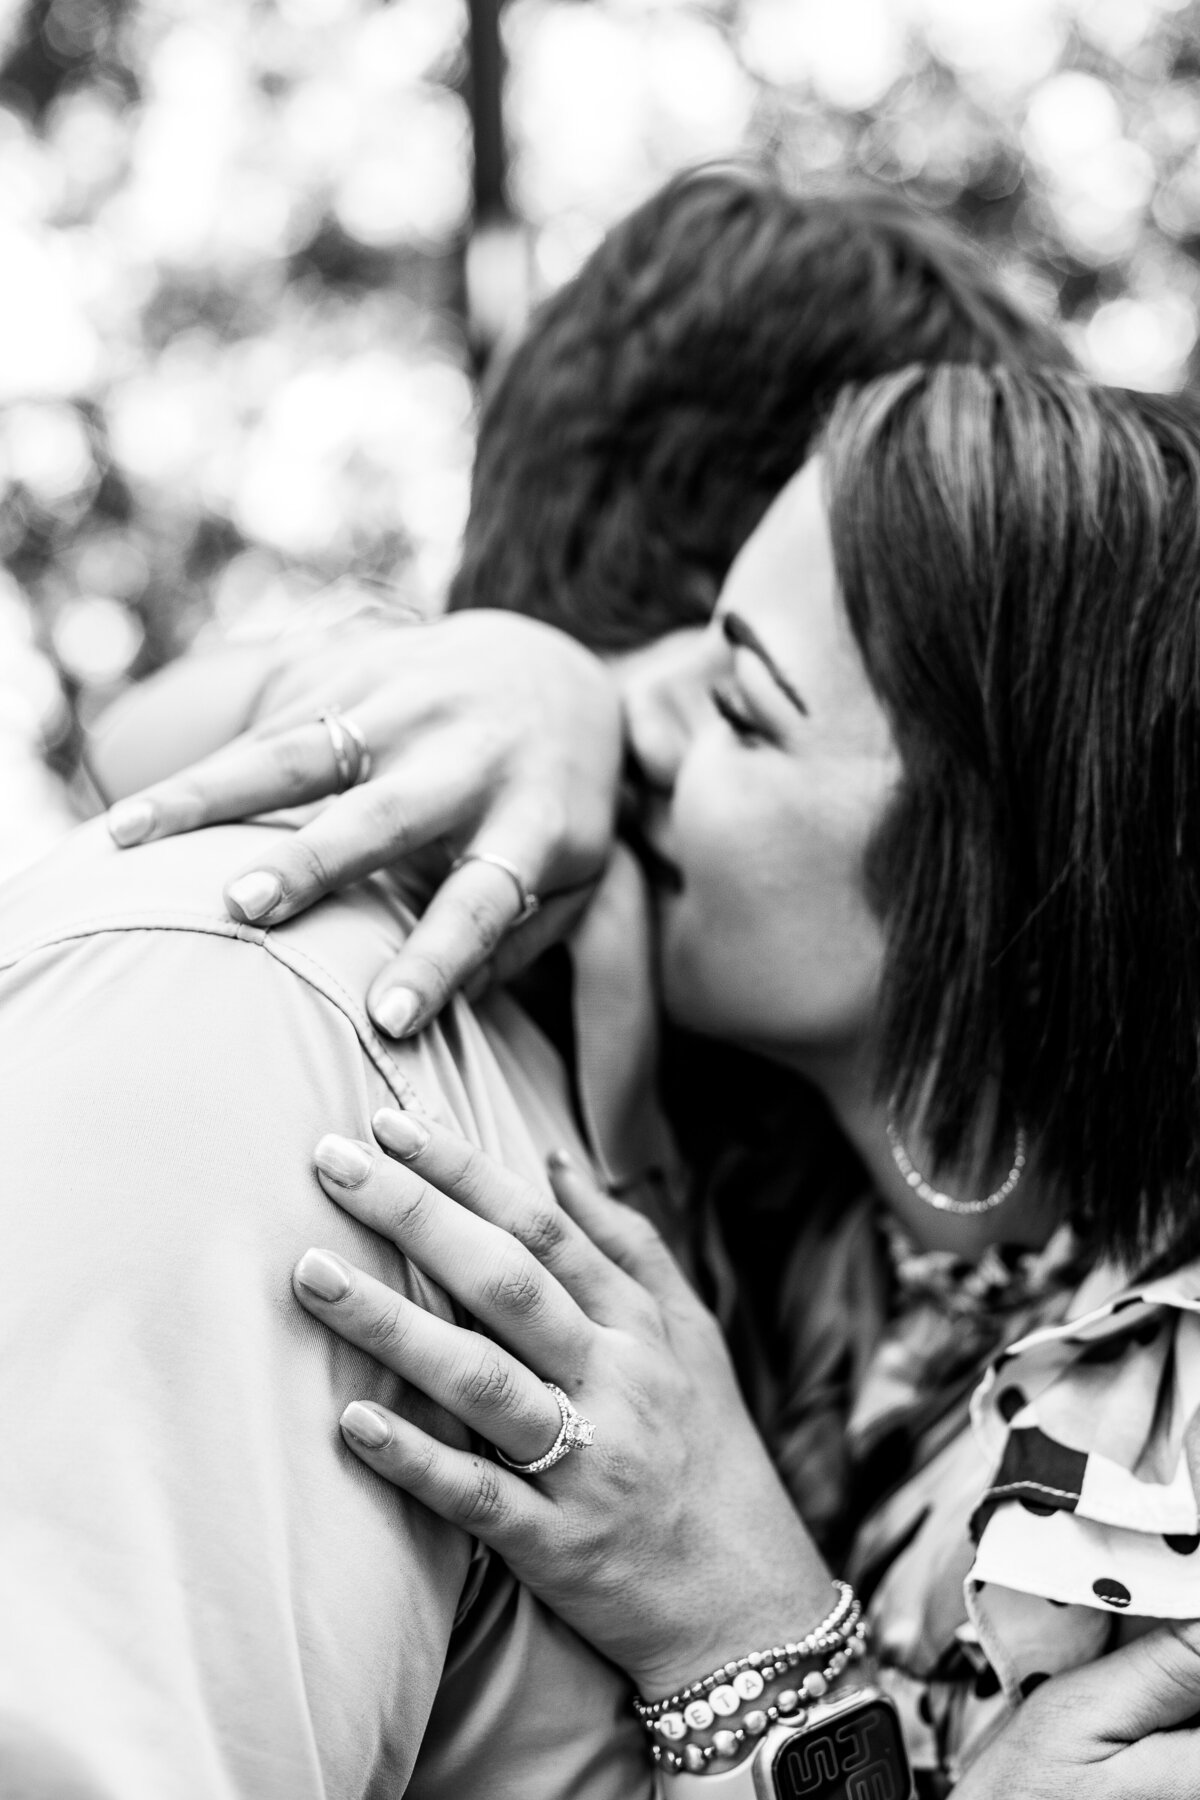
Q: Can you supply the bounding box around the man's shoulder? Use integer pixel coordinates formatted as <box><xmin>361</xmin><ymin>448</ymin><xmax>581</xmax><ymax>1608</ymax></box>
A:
<box><xmin>0</xmin><ymin>819</ymin><xmax>419</xmax><ymax>1068</ymax></box>
<box><xmin>0</xmin><ymin>817</ymin><xmax>587</xmax><ymax>1167</ymax></box>
<box><xmin>0</xmin><ymin>817</ymin><xmax>404</xmax><ymax>974</ymax></box>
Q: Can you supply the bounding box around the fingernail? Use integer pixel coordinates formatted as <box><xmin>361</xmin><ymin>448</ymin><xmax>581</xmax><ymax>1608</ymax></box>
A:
<box><xmin>341</xmin><ymin>1402</ymin><xmax>392</xmax><ymax>1448</ymax></box>
<box><xmin>373</xmin><ymin>1108</ymin><xmax>429</xmax><ymax>1161</ymax></box>
<box><xmin>227</xmin><ymin>871</ymin><xmax>283</xmax><ymax>922</ymax></box>
<box><xmin>107</xmin><ymin>798</ymin><xmax>155</xmax><ymax>847</ymax></box>
<box><xmin>295</xmin><ymin>1248</ymin><xmax>352</xmax><ymax>1302</ymax></box>
<box><xmin>372</xmin><ymin>986</ymin><xmax>421</xmax><ymax>1037</ymax></box>
<box><xmin>547</xmin><ymin>1148</ymin><xmax>576</xmax><ymax>1174</ymax></box>
<box><xmin>314</xmin><ymin>1134</ymin><xmax>373</xmax><ymax>1187</ymax></box>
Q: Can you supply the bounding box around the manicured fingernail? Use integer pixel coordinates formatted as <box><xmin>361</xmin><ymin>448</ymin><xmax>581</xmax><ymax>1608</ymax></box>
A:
<box><xmin>547</xmin><ymin>1148</ymin><xmax>576</xmax><ymax>1174</ymax></box>
<box><xmin>314</xmin><ymin>1134</ymin><xmax>373</xmax><ymax>1186</ymax></box>
<box><xmin>227</xmin><ymin>871</ymin><xmax>283</xmax><ymax>922</ymax></box>
<box><xmin>107</xmin><ymin>798</ymin><xmax>155</xmax><ymax>847</ymax></box>
<box><xmin>295</xmin><ymin>1248</ymin><xmax>352</xmax><ymax>1302</ymax></box>
<box><xmin>372</xmin><ymin>986</ymin><xmax>421</xmax><ymax>1037</ymax></box>
<box><xmin>341</xmin><ymin>1402</ymin><xmax>392</xmax><ymax>1448</ymax></box>
<box><xmin>373</xmin><ymin>1108</ymin><xmax>429</xmax><ymax>1160</ymax></box>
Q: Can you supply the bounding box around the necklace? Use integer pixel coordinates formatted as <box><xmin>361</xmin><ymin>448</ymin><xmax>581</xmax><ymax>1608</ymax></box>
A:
<box><xmin>886</xmin><ymin>1113</ymin><xmax>1028</xmax><ymax>1216</ymax></box>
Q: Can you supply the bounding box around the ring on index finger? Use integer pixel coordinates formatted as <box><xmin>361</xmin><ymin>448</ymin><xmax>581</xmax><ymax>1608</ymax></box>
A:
<box><xmin>317</xmin><ymin>707</ymin><xmax>372</xmax><ymax>792</ymax></box>
<box><xmin>451</xmin><ymin>851</ymin><xmax>541</xmax><ymax>926</ymax></box>
<box><xmin>496</xmin><ymin>1381</ymin><xmax>595</xmax><ymax>1476</ymax></box>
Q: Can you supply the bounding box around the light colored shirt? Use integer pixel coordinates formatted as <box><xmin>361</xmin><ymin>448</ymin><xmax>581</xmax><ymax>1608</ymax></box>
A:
<box><xmin>0</xmin><ymin>818</ymin><xmax>649</xmax><ymax>1800</ymax></box>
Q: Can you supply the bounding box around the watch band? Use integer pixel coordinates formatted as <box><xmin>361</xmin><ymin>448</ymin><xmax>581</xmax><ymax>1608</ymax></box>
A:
<box><xmin>653</xmin><ymin>1686</ymin><xmax>915</xmax><ymax>1800</ymax></box>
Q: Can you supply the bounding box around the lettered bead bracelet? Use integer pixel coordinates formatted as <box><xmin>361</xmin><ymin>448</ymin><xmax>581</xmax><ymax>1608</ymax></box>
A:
<box><xmin>633</xmin><ymin>1582</ymin><xmax>869</xmax><ymax>1774</ymax></box>
<box><xmin>634</xmin><ymin>1581</ymin><xmax>860</xmax><ymax>1724</ymax></box>
<box><xmin>647</xmin><ymin>1623</ymin><xmax>870</xmax><ymax>1774</ymax></box>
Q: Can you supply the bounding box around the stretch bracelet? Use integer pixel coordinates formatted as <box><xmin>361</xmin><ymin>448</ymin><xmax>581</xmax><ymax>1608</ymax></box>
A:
<box><xmin>634</xmin><ymin>1580</ymin><xmax>860</xmax><ymax>1723</ymax></box>
<box><xmin>649</xmin><ymin>1621</ymin><xmax>870</xmax><ymax>1775</ymax></box>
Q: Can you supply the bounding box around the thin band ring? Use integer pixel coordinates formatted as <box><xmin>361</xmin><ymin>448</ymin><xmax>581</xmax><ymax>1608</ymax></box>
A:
<box><xmin>316</xmin><ymin>707</ymin><xmax>371</xmax><ymax>792</ymax></box>
<box><xmin>451</xmin><ymin>851</ymin><xmax>541</xmax><ymax>926</ymax></box>
<box><xmin>496</xmin><ymin>1381</ymin><xmax>595</xmax><ymax>1476</ymax></box>
<box><xmin>338</xmin><ymin>712</ymin><xmax>372</xmax><ymax>785</ymax></box>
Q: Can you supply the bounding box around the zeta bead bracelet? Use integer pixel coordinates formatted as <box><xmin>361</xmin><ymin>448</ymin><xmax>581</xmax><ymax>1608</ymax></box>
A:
<box><xmin>645</xmin><ymin>1620</ymin><xmax>869</xmax><ymax>1776</ymax></box>
<box><xmin>633</xmin><ymin>1582</ymin><xmax>867</xmax><ymax>1775</ymax></box>
<box><xmin>634</xmin><ymin>1580</ymin><xmax>859</xmax><ymax>1722</ymax></box>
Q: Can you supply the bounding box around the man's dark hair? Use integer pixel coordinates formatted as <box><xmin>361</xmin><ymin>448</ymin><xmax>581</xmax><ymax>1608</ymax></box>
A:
<box><xmin>449</xmin><ymin>168</ymin><xmax>1071</xmax><ymax>651</ymax></box>
<box><xmin>825</xmin><ymin>364</ymin><xmax>1200</xmax><ymax>1265</ymax></box>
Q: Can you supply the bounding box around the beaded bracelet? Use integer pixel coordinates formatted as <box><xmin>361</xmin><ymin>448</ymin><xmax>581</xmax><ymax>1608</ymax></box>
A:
<box><xmin>634</xmin><ymin>1580</ymin><xmax>860</xmax><ymax>1723</ymax></box>
<box><xmin>650</xmin><ymin>1620</ymin><xmax>870</xmax><ymax>1776</ymax></box>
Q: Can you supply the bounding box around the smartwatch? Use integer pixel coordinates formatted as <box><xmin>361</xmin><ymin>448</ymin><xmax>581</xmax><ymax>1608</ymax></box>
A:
<box><xmin>658</xmin><ymin>1685</ymin><xmax>915</xmax><ymax>1800</ymax></box>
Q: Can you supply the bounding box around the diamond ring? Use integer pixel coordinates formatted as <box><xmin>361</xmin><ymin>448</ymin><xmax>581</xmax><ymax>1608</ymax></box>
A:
<box><xmin>496</xmin><ymin>1381</ymin><xmax>596</xmax><ymax>1476</ymax></box>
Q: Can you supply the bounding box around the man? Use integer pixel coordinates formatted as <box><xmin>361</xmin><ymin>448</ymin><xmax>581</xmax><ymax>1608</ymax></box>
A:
<box><xmin>2</xmin><ymin>173</ymin><xmax>1064</xmax><ymax>1795</ymax></box>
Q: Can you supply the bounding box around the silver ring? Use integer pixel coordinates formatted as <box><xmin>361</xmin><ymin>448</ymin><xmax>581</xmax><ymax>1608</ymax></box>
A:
<box><xmin>451</xmin><ymin>851</ymin><xmax>541</xmax><ymax>926</ymax></box>
<box><xmin>316</xmin><ymin>707</ymin><xmax>371</xmax><ymax>792</ymax></box>
<box><xmin>496</xmin><ymin>1381</ymin><xmax>595</xmax><ymax>1476</ymax></box>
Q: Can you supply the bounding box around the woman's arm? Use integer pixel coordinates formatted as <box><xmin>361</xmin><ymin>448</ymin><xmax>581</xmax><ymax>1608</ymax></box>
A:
<box><xmin>103</xmin><ymin>611</ymin><xmax>624</xmax><ymax>1038</ymax></box>
<box><xmin>294</xmin><ymin>1108</ymin><xmax>834</xmax><ymax>1701</ymax></box>
<box><xmin>288</xmin><ymin>1110</ymin><xmax>1200</xmax><ymax>1796</ymax></box>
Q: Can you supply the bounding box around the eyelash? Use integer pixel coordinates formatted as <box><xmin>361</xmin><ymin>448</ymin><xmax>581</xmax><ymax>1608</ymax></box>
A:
<box><xmin>709</xmin><ymin>681</ymin><xmax>763</xmax><ymax>745</ymax></box>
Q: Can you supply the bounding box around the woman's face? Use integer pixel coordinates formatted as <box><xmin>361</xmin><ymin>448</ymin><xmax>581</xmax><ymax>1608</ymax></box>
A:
<box><xmin>631</xmin><ymin>457</ymin><xmax>902</xmax><ymax>1066</ymax></box>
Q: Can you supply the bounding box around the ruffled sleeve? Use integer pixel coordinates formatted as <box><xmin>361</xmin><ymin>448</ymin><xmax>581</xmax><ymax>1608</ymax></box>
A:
<box><xmin>966</xmin><ymin>1258</ymin><xmax>1200</xmax><ymax>1701</ymax></box>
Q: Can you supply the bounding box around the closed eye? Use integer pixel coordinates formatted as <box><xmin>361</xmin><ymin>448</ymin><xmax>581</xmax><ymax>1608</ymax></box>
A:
<box><xmin>709</xmin><ymin>681</ymin><xmax>763</xmax><ymax>745</ymax></box>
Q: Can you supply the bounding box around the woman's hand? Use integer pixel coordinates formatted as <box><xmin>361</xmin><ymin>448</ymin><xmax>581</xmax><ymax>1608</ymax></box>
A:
<box><xmin>105</xmin><ymin>613</ymin><xmax>623</xmax><ymax>1038</ymax></box>
<box><xmin>954</xmin><ymin>1621</ymin><xmax>1200</xmax><ymax>1798</ymax></box>
<box><xmin>293</xmin><ymin>1110</ymin><xmax>836</xmax><ymax>1700</ymax></box>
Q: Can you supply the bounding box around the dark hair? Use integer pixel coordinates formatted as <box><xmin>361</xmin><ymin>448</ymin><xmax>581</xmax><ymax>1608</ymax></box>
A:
<box><xmin>448</xmin><ymin>168</ymin><xmax>1072</xmax><ymax>652</ymax></box>
<box><xmin>823</xmin><ymin>364</ymin><xmax>1200</xmax><ymax>1263</ymax></box>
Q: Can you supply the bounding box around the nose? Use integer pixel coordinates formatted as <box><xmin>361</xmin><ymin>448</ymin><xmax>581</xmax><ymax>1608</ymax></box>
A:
<box><xmin>614</xmin><ymin>627</ymin><xmax>719</xmax><ymax>797</ymax></box>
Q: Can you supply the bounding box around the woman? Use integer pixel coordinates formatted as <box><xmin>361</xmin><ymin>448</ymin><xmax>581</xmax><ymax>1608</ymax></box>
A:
<box><xmin>109</xmin><ymin>362</ymin><xmax>1200</xmax><ymax>1793</ymax></box>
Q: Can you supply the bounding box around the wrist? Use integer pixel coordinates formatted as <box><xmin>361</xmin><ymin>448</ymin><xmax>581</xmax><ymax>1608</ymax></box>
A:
<box><xmin>635</xmin><ymin>1581</ymin><xmax>870</xmax><ymax>1778</ymax></box>
<box><xmin>629</xmin><ymin>1568</ymin><xmax>841</xmax><ymax>1699</ymax></box>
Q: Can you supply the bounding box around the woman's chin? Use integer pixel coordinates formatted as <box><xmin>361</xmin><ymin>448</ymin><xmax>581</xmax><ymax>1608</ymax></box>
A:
<box><xmin>659</xmin><ymin>924</ymin><xmax>751</xmax><ymax>1044</ymax></box>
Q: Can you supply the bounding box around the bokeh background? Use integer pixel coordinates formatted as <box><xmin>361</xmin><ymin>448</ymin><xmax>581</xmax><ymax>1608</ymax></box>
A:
<box><xmin>3</xmin><ymin>0</ymin><xmax>1199</xmax><ymax>872</ymax></box>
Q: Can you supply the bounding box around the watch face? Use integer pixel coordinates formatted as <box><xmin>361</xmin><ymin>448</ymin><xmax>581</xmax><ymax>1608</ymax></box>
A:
<box><xmin>770</xmin><ymin>1697</ymin><xmax>912</xmax><ymax>1800</ymax></box>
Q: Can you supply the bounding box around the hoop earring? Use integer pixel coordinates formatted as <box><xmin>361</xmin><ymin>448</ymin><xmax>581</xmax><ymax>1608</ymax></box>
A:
<box><xmin>886</xmin><ymin>1109</ymin><xmax>1027</xmax><ymax>1217</ymax></box>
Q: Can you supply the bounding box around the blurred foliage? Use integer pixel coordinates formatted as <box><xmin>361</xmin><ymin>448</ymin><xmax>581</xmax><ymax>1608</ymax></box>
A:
<box><xmin>4</xmin><ymin>0</ymin><xmax>1200</xmax><ymax>862</ymax></box>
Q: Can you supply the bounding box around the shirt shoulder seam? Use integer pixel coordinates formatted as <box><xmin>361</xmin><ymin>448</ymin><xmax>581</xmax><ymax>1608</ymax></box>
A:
<box><xmin>0</xmin><ymin>908</ymin><xmax>427</xmax><ymax>1115</ymax></box>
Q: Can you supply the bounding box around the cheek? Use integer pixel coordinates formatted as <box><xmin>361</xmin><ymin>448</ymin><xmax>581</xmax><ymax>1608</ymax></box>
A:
<box><xmin>660</xmin><ymin>743</ymin><xmax>888</xmax><ymax>1050</ymax></box>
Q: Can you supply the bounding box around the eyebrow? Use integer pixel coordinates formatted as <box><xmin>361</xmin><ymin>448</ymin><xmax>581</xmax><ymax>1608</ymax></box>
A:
<box><xmin>722</xmin><ymin>612</ymin><xmax>809</xmax><ymax>716</ymax></box>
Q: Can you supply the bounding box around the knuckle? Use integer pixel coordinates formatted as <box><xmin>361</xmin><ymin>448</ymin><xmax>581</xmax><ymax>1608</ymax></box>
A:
<box><xmin>624</xmin><ymin>1292</ymin><xmax>667</xmax><ymax>1341</ymax></box>
<box><xmin>359</xmin><ymin>783</ymin><xmax>412</xmax><ymax>848</ymax></box>
<box><xmin>381</xmin><ymin>1180</ymin><xmax>432</xmax><ymax>1243</ymax></box>
<box><xmin>404</xmin><ymin>1431</ymin><xmax>442</xmax><ymax>1487</ymax></box>
<box><xmin>519</xmin><ymin>1205</ymin><xmax>567</xmax><ymax>1266</ymax></box>
<box><xmin>166</xmin><ymin>774</ymin><xmax>209</xmax><ymax>828</ymax></box>
<box><xmin>288</xmin><ymin>835</ymin><xmax>336</xmax><ymax>894</ymax></box>
<box><xmin>515</xmin><ymin>789</ymin><xmax>568</xmax><ymax>857</ymax></box>
<box><xmin>609</xmin><ymin>1204</ymin><xmax>664</xmax><ymax>1261</ymax></box>
<box><xmin>458</xmin><ymin>1457</ymin><xmax>507</xmax><ymax>1527</ymax></box>
<box><xmin>480</xmin><ymin>1254</ymin><xmax>546</xmax><ymax>1322</ymax></box>
<box><xmin>439</xmin><ymin>1144</ymin><xmax>494</xmax><ymax>1208</ymax></box>
<box><xmin>455</xmin><ymin>887</ymin><xmax>508</xmax><ymax>955</ymax></box>
<box><xmin>358</xmin><ymin>1297</ymin><xmax>413</xmax><ymax>1359</ymax></box>
<box><xmin>459</xmin><ymin>1351</ymin><xmax>520</xmax><ymax>1418</ymax></box>
<box><xmin>271</xmin><ymin>733</ymin><xmax>318</xmax><ymax>799</ymax></box>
